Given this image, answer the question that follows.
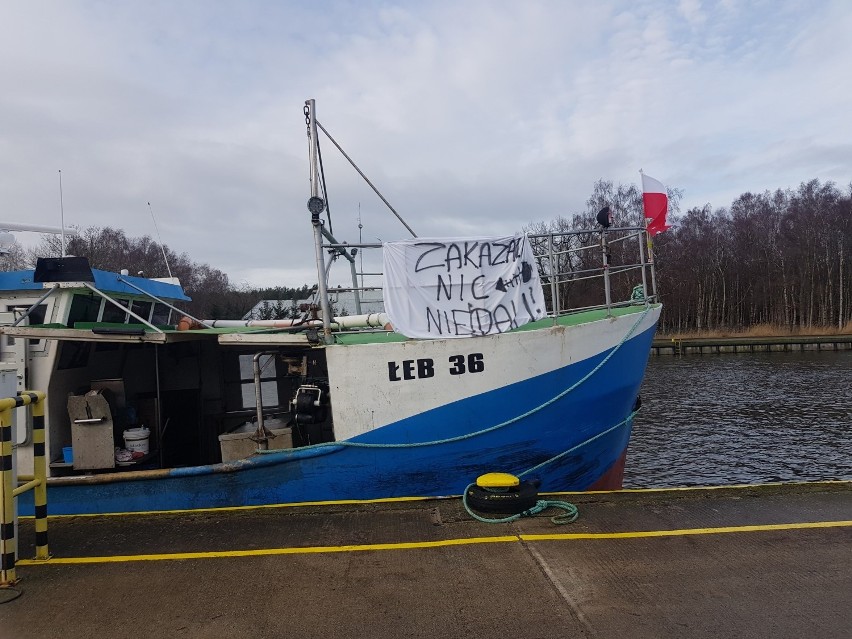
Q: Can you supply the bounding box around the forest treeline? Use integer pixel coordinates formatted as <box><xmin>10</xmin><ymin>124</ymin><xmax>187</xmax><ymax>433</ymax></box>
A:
<box><xmin>656</xmin><ymin>179</ymin><xmax>851</xmax><ymax>332</ymax></box>
<box><xmin>530</xmin><ymin>177</ymin><xmax>852</xmax><ymax>333</ymax></box>
<box><xmin>1</xmin><ymin>228</ymin><xmax>312</xmax><ymax>320</ymax></box>
<box><xmin>2</xmin><ymin>177</ymin><xmax>850</xmax><ymax>331</ymax></box>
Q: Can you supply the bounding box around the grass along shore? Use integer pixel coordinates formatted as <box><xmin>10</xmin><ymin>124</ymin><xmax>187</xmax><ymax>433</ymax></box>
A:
<box><xmin>659</xmin><ymin>322</ymin><xmax>852</xmax><ymax>340</ymax></box>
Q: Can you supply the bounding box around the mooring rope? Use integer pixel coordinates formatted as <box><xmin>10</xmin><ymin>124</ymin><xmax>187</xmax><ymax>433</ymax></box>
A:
<box><xmin>462</xmin><ymin>484</ymin><xmax>581</xmax><ymax>525</ymax></box>
<box><xmin>257</xmin><ymin>308</ymin><xmax>651</xmax><ymax>526</ymax></box>
<box><xmin>461</xmin><ymin>406</ymin><xmax>640</xmax><ymax>525</ymax></box>
<box><xmin>258</xmin><ymin>307</ymin><xmax>651</xmax><ymax>454</ymax></box>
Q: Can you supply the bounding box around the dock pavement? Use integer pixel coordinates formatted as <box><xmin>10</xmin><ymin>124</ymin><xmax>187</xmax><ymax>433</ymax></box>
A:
<box><xmin>2</xmin><ymin>481</ymin><xmax>850</xmax><ymax>639</ymax></box>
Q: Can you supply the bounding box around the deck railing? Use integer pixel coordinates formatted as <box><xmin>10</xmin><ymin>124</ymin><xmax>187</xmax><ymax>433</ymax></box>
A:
<box><xmin>318</xmin><ymin>226</ymin><xmax>657</xmax><ymax>327</ymax></box>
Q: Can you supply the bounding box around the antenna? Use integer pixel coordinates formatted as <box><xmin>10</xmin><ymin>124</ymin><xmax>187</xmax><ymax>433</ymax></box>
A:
<box><xmin>358</xmin><ymin>203</ymin><xmax>364</xmax><ymax>288</ymax></box>
<box><xmin>58</xmin><ymin>169</ymin><xmax>66</xmax><ymax>256</ymax></box>
<box><xmin>147</xmin><ymin>201</ymin><xmax>173</xmax><ymax>278</ymax></box>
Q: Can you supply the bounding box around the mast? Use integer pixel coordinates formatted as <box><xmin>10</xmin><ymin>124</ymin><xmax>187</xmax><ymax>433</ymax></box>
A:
<box><xmin>305</xmin><ymin>99</ymin><xmax>334</xmax><ymax>344</ymax></box>
<box><xmin>58</xmin><ymin>170</ymin><xmax>66</xmax><ymax>256</ymax></box>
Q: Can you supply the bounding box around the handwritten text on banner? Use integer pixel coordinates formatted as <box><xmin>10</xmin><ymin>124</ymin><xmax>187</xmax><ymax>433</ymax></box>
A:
<box><xmin>382</xmin><ymin>234</ymin><xmax>546</xmax><ymax>339</ymax></box>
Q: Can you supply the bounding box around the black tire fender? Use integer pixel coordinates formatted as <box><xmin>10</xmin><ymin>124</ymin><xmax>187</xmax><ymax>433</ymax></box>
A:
<box><xmin>465</xmin><ymin>480</ymin><xmax>540</xmax><ymax>515</ymax></box>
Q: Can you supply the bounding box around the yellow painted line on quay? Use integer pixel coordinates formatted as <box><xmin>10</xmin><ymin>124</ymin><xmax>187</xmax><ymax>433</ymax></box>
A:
<box><xmin>20</xmin><ymin>480</ymin><xmax>852</xmax><ymax>520</ymax></box>
<box><xmin>16</xmin><ymin>535</ymin><xmax>519</xmax><ymax>565</ymax></box>
<box><xmin>20</xmin><ymin>495</ymin><xmax>437</xmax><ymax>519</ymax></box>
<box><xmin>16</xmin><ymin>520</ymin><xmax>852</xmax><ymax>567</ymax></box>
<box><xmin>521</xmin><ymin>519</ymin><xmax>852</xmax><ymax>541</ymax></box>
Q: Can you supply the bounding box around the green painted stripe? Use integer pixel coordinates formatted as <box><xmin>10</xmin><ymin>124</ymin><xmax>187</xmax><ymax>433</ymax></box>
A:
<box><xmin>334</xmin><ymin>304</ymin><xmax>658</xmax><ymax>345</ymax></box>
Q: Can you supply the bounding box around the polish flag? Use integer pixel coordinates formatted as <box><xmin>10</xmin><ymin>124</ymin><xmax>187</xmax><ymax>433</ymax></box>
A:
<box><xmin>641</xmin><ymin>172</ymin><xmax>671</xmax><ymax>236</ymax></box>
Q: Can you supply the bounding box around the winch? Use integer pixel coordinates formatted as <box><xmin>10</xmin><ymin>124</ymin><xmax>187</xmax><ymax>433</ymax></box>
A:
<box><xmin>291</xmin><ymin>384</ymin><xmax>328</xmax><ymax>425</ymax></box>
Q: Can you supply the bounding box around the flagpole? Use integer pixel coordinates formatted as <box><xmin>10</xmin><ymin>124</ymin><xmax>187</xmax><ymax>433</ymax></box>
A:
<box><xmin>639</xmin><ymin>169</ymin><xmax>658</xmax><ymax>301</ymax></box>
<box><xmin>647</xmin><ymin>225</ymin><xmax>658</xmax><ymax>301</ymax></box>
<box><xmin>636</xmin><ymin>208</ymin><xmax>650</xmax><ymax>306</ymax></box>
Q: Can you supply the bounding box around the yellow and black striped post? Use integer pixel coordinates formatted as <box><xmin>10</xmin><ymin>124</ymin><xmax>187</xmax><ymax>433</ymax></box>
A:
<box><xmin>26</xmin><ymin>392</ymin><xmax>49</xmax><ymax>561</ymax></box>
<box><xmin>1</xmin><ymin>390</ymin><xmax>48</xmax><ymax>587</ymax></box>
<box><xmin>0</xmin><ymin>400</ymin><xmax>15</xmax><ymax>585</ymax></box>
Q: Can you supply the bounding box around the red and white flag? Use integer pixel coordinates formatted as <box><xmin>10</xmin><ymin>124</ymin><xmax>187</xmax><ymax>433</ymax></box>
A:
<box><xmin>641</xmin><ymin>172</ymin><xmax>671</xmax><ymax>236</ymax></box>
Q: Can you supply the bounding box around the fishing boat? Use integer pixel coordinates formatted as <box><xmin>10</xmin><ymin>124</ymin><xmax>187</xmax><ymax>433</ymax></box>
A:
<box><xmin>1</xmin><ymin>100</ymin><xmax>661</xmax><ymax>516</ymax></box>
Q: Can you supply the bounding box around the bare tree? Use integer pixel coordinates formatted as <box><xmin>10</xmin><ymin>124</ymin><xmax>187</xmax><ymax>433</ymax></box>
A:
<box><xmin>0</xmin><ymin>241</ymin><xmax>29</xmax><ymax>271</ymax></box>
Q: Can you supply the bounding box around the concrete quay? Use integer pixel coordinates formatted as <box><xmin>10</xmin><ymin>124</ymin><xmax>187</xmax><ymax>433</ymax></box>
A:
<box><xmin>3</xmin><ymin>481</ymin><xmax>851</xmax><ymax>639</ymax></box>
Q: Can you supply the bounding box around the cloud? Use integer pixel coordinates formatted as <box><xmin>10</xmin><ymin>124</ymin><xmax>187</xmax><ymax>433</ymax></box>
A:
<box><xmin>1</xmin><ymin>0</ymin><xmax>849</xmax><ymax>290</ymax></box>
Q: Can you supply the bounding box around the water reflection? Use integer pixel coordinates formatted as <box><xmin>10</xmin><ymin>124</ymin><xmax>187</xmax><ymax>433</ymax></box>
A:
<box><xmin>624</xmin><ymin>350</ymin><xmax>852</xmax><ymax>487</ymax></box>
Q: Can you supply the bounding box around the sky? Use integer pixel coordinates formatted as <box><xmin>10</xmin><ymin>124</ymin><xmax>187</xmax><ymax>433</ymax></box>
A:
<box><xmin>1</xmin><ymin>0</ymin><xmax>850</xmax><ymax>289</ymax></box>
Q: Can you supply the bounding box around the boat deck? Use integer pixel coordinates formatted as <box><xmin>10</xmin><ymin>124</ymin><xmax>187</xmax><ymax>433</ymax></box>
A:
<box><xmin>1</xmin><ymin>303</ymin><xmax>657</xmax><ymax>346</ymax></box>
<box><xmin>5</xmin><ymin>481</ymin><xmax>851</xmax><ymax>638</ymax></box>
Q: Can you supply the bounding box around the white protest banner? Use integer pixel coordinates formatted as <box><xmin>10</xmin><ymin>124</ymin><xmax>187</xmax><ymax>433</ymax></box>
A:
<box><xmin>382</xmin><ymin>234</ymin><xmax>546</xmax><ymax>339</ymax></box>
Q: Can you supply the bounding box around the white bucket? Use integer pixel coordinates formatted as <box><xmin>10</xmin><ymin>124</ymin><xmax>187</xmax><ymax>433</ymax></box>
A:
<box><xmin>123</xmin><ymin>427</ymin><xmax>150</xmax><ymax>454</ymax></box>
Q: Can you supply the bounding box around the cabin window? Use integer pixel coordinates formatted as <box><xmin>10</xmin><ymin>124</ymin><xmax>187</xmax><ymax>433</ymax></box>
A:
<box><xmin>9</xmin><ymin>303</ymin><xmax>48</xmax><ymax>325</ymax></box>
<box><xmin>67</xmin><ymin>294</ymin><xmax>101</xmax><ymax>327</ymax></box>
<box><xmin>130</xmin><ymin>300</ymin><xmax>153</xmax><ymax>322</ymax></box>
<box><xmin>6</xmin><ymin>304</ymin><xmax>48</xmax><ymax>346</ymax></box>
<box><xmin>101</xmin><ymin>299</ymin><xmax>129</xmax><ymax>323</ymax></box>
<box><xmin>151</xmin><ymin>303</ymin><xmax>172</xmax><ymax>326</ymax></box>
<box><xmin>239</xmin><ymin>354</ymin><xmax>279</xmax><ymax>410</ymax></box>
<box><xmin>57</xmin><ymin>341</ymin><xmax>91</xmax><ymax>369</ymax></box>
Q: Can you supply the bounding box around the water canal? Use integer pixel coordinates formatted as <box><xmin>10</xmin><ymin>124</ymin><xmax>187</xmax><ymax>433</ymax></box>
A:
<box><xmin>625</xmin><ymin>350</ymin><xmax>852</xmax><ymax>488</ymax></box>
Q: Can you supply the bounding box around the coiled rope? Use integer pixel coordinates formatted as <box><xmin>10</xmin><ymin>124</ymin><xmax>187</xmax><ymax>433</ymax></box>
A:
<box><xmin>462</xmin><ymin>487</ymin><xmax>580</xmax><ymax>525</ymax></box>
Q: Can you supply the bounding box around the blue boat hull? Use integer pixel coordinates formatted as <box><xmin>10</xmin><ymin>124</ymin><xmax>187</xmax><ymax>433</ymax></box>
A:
<box><xmin>19</xmin><ymin>322</ymin><xmax>655</xmax><ymax>516</ymax></box>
